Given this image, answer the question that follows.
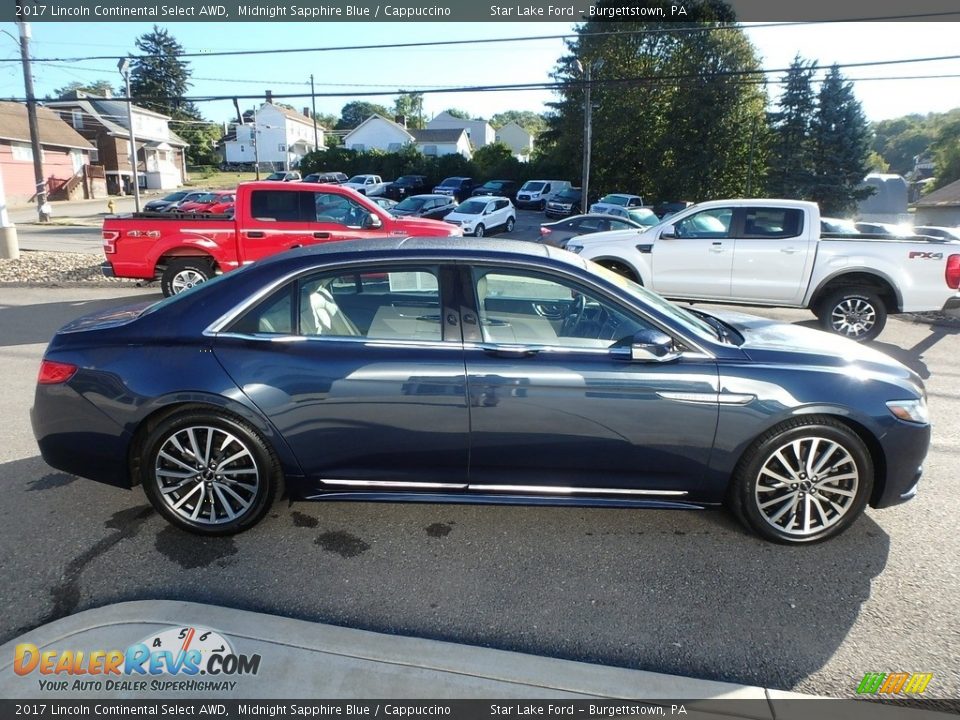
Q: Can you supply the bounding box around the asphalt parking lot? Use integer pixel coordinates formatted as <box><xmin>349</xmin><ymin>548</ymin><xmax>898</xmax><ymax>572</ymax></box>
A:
<box><xmin>1</xmin><ymin>217</ymin><xmax>959</xmax><ymax>700</ymax></box>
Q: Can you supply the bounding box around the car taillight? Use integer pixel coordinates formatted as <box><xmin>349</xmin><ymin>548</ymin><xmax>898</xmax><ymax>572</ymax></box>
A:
<box><xmin>38</xmin><ymin>360</ymin><xmax>78</xmax><ymax>385</ymax></box>
<box><xmin>947</xmin><ymin>254</ymin><xmax>960</xmax><ymax>289</ymax></box>
<box><xmin>540</xmin><ymin>227</ymin><xmax>551</xmax><ymax>236</ymax></box>
<box><xmin>102</xmin><ymin>230</ymin><xmax>119</xmax><ymax>254</ymax></box>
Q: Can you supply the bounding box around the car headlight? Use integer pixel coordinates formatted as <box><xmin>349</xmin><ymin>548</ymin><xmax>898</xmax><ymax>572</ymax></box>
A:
<box><xmin>567</xmin><ymin>245</ymin><xmax>583</xmax><ymax>254</ymax></box>
<box><xmin>886</xmin><ymin>398</ymin><xmax>929</xmax><ymax>424</ymax></box>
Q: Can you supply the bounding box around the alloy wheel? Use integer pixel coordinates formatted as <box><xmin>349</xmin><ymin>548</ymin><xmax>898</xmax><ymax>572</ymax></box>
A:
<box><xmin>829</xmin><ymin>298</ymin><xmax>876</xmax><ymax>338</ymax></box>
<box><xmin>171</xmin><ymin>269</ymin><xmax>208</xmax><ymax>294</ymax></box>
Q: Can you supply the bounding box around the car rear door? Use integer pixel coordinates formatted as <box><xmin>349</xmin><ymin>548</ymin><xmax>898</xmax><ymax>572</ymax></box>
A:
<box><xmin>212</xmin><ymin>263</ymin><xmax>469</xmax><ymax>489</ymax></box>
<box><xmin>459</xmin><ymin>265</ymin><xmax>719</xmax><ymax>495</ymax></box>
<box><xmin>730</xmin><ymin>206</ymin><xmax>813</xmax><ymax>304</ymax></box>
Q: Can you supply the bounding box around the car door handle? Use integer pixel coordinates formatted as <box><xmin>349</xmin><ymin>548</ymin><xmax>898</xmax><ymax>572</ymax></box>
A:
<box><xmin>313</xmin><ymin>232</ymin><xmax>331</xmax><ymax>239</ymax></box>
<box><xmin>709</xmin><ymin>242</ymin><xmax>725</xmax><ymax>253</ymax></box>
<box><xmin>780</xmin><ymin>247</ymin><xmax>798</xmax><ymax>254</ymax></box>
<box><xmin>246</xmin><ymin>231</ymin><xmax>265</xmax><ymax>239</ymax></box>
<box><xmin>481</xmin><ymin>344</ymin><xmax>540</xmax><ymax>358</ymax></box>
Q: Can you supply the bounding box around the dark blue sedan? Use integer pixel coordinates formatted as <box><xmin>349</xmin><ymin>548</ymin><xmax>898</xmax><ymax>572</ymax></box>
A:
<box><xmin>31</xmin><ymin>239</ymin><xmax>931</xmax><ymax>543</ymax></box>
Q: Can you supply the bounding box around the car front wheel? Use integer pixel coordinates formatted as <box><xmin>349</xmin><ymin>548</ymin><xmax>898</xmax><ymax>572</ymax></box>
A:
<box><xmin>729</xmin><ymin>417</ymin><xmax>873</xmax><ymax>544</ymax></box>
<box><xmin>474</xmin><ymin>224</ymin><xmax>485</xmax><ymax>237</ymax></box>
<box><xmin>141</xmin><ymin>409</ymin><xmax>280</xmax><ymax>535</ymax></box>
<box><xmin>160</xmin><ymin>258</ymin><xmax>213</xmax><ymax>297</ymax></box>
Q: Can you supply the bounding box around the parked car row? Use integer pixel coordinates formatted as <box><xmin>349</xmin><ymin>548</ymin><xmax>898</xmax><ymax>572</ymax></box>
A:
<box><xmin>143</xmin><ymin>190</ymin><xmax>236</xmax><ymax>216</ymax></box>
<box><xmin>389</xmin><ymin>194</ymin><xmax>516</xmax><ymax>237</ymax></box>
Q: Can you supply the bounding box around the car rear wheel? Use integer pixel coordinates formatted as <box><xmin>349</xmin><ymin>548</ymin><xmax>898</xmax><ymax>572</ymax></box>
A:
<box><xmin>505</xmin><ymin>217</ymin><xmax>515</xmax><ymax>233</ymax></box>
<box><xmin>729</xmin><ymin>418</ymin><xmax>873</xmax><ymax>544</ymax></box>
<box><xmin>161</xmin><ymin>258</ymin><xmax>213</xmax><ymax>297</ymax></box>
<box><xmin>141</xmin><ymin>410</ymin><xmax>280</xmax><ymax>535</ymax></box>
<box><xmin>816</xmin><ymin>287</ymin><xmax>887</xmax><ymax>342</ymax></box>
<box><xmin>474</xmin><ymin>224</ymin><xmax>485</xmax><ymax>238</ymax></box>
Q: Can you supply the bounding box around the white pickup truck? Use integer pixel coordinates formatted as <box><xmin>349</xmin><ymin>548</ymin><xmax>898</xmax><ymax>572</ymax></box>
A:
<box><xmin>566</xmin><ymin>199</ymin><xmax>960</xmax><ymax>341</ymax></box>
<box><xmin>342</xmin><ymin>174</ymin><xmax>387</xmax><ymax>196</ymax></box>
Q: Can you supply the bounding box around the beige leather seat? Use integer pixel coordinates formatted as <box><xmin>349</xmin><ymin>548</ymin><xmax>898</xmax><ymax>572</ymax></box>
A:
<box><xmin>309</xmin><ymin>286</ymin><xmax>360</xmax><ymax>336</ymax></box>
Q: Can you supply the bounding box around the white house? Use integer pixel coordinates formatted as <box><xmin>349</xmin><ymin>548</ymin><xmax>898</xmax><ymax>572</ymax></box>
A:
<box><xmin>495</xmin><ymin>121</ymin><xmax>534</xmax><ymax>160</ymax></box>
<box><xmin>427</xmin><ymin>111</ymin><xmax>495</xmax><ymax>148</ymax></box>
<box><xmin>223</xmin><ymin>103</ymin><xmax>323</xmax><ymax>168</ymax></box>
<box><xmin>341</xmin><ymin>114</ymin><xmax>414</xmax><ymax>152</ymax></box>
<box><xmin>411</xmin><ymin>129</ymin><xmax>472</xmax><ymax>160</ymax></box>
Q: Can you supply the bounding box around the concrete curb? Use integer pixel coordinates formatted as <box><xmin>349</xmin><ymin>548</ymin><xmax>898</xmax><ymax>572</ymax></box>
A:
<box><xmin>0</xmin><ymin>602</ymin><xmax>952</xmax><ymax>718</ymax></box>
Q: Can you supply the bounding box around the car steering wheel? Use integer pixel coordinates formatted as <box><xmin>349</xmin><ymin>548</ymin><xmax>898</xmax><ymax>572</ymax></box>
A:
<box><xmin>559</xmin><ymin>292</ymin><xmax>587</xmax><ymax>337</ymax></box>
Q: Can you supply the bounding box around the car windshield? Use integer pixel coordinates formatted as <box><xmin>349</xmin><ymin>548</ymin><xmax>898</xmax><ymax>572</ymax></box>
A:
<box><xmin>586</xmin><ymin>261</ymin><xmax>722</xmax><ymax>343</ymax></box>
<box><xmin>191</xmin><ymin>193</ymin><xmax>217</xmax><ymax>203</ymax></box>
<box><xmin>162</xmin><ymin>192</ymin><xmax>188</xmax><ymax>201</ymax></box>
<box><xmin>438</xmin><ymin>178</ymin><xmax>461</xmax><ymax>188</ymax></box>
<box><xmin>455</xmin><ymin>200</ymin><xmax>487</xmax><ymax>215</ymax></box>
<box><xmin>483</xmin><ymin>181</ymin><xmax>505</xmax><ymax>190</ymax></box>
<box><xmin>396</xmin><ymin>176</ymin><xmax>419</xmax><ymax>185</ymax></box>
<box><xmin>521</xmin><ymin>182</ymin><xmax>545</xmax><ymax>192</ymax></box>
<box><xmin>395</xmin><ymin>197</ymin><xmax>427</xmax><ymax>211</ymax></box>
<box><xmin>627</xmin><ymin>208</ymin><xmax>660</xmax><ymax>227</ymax></box>
<box><xmin>599</xmin><ymin>194</ymin><xmax>629</xmax><ymax>206</ymax></box>
<box><xmin>347</xmin><ymin>176</ymin><xmax>369</xmax><ymax>184</ymax></box>
<box><xmin>265</xmin><ymin>173</ymin><xmax>286</xmax><ymax>180</ymax></box>
<box><xmin>556</xmin><ymin>190</ymin><xmax>581</xmax><ymax>201</ymax></box>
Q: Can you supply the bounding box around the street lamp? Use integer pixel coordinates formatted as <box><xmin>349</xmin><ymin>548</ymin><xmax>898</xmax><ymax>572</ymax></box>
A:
<box><xmin>117</xmin><ymin>58</ymin><xmax>141</xmax><ymax>212</ymax></box>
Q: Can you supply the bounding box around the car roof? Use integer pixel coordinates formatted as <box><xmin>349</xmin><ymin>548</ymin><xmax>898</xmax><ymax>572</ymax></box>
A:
<box><xmin>406</xmin><ymin>194</ymin><xmax>452</xmax><ymax>200</ymax></box>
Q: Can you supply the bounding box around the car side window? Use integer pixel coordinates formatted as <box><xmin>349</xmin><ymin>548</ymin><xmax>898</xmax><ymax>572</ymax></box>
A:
<box><xmin>227</xmin><ymin>268</ymin><xmax>443</xmax><ymax>341</ymax></box>
<box><xmin>494</xmin><ymin>199</ymin><xmax>509</xmax><ymax>211</ymax></box>
<box><xmin>472</xmin><ymin>269</ymin><xmax>653</xmax><ymax>349</ymax></box>
<box><xmin>673</xmin><ymin>208</ymin><xmax>733</xmax><ymax>239</ymax></box>
<box><xmin>742</xmin><ymin>208</ymin><xmax>804</xmax><ymax>239</ymax></box>
<box><xmin>314</xmin><ymin>192</ymin><xmax>367</xmax><ymax>226</ymax></box>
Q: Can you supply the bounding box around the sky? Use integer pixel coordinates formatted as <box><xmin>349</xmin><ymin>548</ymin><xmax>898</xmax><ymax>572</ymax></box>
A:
<box><xmin>1</xmin><ymin>20</ymin><xmax>959</xmax><ymax>128</ymax></box>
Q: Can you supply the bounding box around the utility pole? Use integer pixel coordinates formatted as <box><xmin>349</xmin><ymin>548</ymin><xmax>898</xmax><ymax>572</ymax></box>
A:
<box><xmin>17</xmin><ymin>18</ymin><xmax>49</xmax><ymax>223</ymax></box>
<box><xmin>577</xmin><ymin>60</ymin><xmax>594</xmax><ymax>207</ymax></box>
<box><xmin>117</xmin><ymin>58</ymin><xmax>141</xmax><ymax>212</ymax></box>
<box><xmin>310</xmin><ymin>74</ymin><xmax>319</xmax><ymax>151</ymax></box>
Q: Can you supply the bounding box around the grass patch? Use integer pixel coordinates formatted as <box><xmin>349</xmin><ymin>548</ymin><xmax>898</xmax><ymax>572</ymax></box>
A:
<box><xmin>183</xmin><ymin>171</ymin><xmax>259</xmax><ymax>189</ymax></box>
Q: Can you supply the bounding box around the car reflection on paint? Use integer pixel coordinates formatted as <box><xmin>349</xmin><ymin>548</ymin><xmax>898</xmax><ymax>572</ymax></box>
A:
<box><xmin>32</xmin><ymin>238</ymin><xmax>930</xmax><ymax>544</ymax></box>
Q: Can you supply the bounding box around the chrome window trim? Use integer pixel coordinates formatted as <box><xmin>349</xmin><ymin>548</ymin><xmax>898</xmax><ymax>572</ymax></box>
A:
<box><xmin>468</xmin><ymin>484</ymin><xmax>687</xmax><ymax>497</ymax></box>
<box><xmin>214</xmin><ymin>331</ymin><xmax>464</xmax><ymax>352</ymax></box>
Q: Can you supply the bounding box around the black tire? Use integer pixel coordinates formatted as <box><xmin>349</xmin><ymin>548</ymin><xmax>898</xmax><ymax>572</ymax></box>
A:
<box><xmin>728</xmin><ymin>417</ymin><xmax>873</xmax><ymax>544</ymax></box>
<box><xmin>474</xmin><ymin>224</ymin><xmax>485</xmax><ymax>238</ymax></box>
<box><xmin>816</xmin><ymin>286</ymin><xmax>887</xmax><ymax>342</ymax></box>
<box><xmin>141</xmin><ymin>409</ymin><xmax>280</xmax><ymax>535</ymax></box>
<box><xmin>160</xmin><ymin>258</ymin><xmax>213</xmax><ymax>297</ymax></box>
<box><xmin>505</xmin><ymin>217</ymin><xmax>515</xmax><ymax>233</ymax></box>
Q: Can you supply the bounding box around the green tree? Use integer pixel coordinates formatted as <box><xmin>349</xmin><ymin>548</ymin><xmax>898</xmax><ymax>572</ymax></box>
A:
<box><xmin>768</xmin><ymin>55</ymin><xmax>818</xmax><ymax>199</ymax></box>
<box><xmin>931</xmin><ymin>119</ymin><xmax>960</xmax><ymax>189</ymax></box>
<box><xmin>172</xmin><ymin>120</ymin><xmax>221</xmax><ymax>166</ymax></box>
<box><xmin>540</xmin><ymin>1</ymin><xmax>768</xmax><ymax>201</ymax></box>
<box><xmin>393</xmin><ymin>92</ymin><xmax>425</xmax><ymax>129</ymax></box>
<box><xmin>336</xmin><ymin>101</ymin><xmax>390</xmax><ymax>130</ymax></box>
<box><xmin>490</xmin><ymin>111</ymin><xmax>546</xmax><ymax>135</ymax></box>
<box><xmin>471</xmin><ymin>142</ymin><xmax>522</xmax><ymax>180</ymax></box>
<box><xmin>439</xmin><ymin>108</ymin><xmax>472</xmax><ymax>120</ymax></box>
<box><xmin>809</xmin><ymin>64</ymin><xmax>872</xmax><ymax>215</ymax></box>
<box><xmin>51</xmin><ymin>80</ymin><xmax>116</xmax><ymax>99</ymax></box>
<box><xmin>128</xmin><ymin>25</ymin><xmax>196</xmax><ymax>118</ymax></box>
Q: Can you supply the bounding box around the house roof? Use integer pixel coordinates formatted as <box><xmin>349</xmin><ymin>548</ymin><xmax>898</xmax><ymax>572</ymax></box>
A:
<box><xmin>343</xmin><ymin>114</ymin><xmax>414</xmax><ymax>143</ymax></box>
<box><xmin>0</xmin><ymin>101</ymin><xmax>93</xmax><ymax>151</ymax></box>
<box><xmin>44</xmin><ymin>95</ymin><xmax>188</xmax><ymax>147</ymax></box>
<box><xmin>411</xmin><ymin>128</ymin><xmax>466</xmax><ymax>143</ymax></box>
<box><xmin>263</xmin><ymin>103</ymin><xmax>320</xmax><ymax>128</ymax></box>
<box><xmin>498</xmin><ymin>121</ymin><xmax>532</xmax><ymax>137</ymax></box>
<box><xmin>914</xmin><ymin>177</ymin><xmax>960</xmax><ymax>207</ymax></box>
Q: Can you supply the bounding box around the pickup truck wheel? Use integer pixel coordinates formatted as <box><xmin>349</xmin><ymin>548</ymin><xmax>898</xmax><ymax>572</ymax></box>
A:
<box><xmin>817</xmin><ymin>287</ymin><xmax>886</xmax><ymax>342</ymax></box>
<box><xmin>729</xmin><ymin>417</ymin><xmax>873</xmax><ymax>544</ymax></box>
<box><xmin>161</xmin><ymin>259</ymin><xmax>213</xmax><ymax>297</ymax></box>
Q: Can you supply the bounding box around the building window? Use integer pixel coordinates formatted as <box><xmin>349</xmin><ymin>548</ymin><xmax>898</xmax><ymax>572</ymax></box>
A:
<box><xmin>278</xmin><ymin>143</ymin><xmax>287</xmax><ymax>152</ymax></box>
<box><xmin>11</xmin><ymin>142</ymin><xmax>34</xmax><ymax>161</ymax></box>
<box><xmin>387</xmin><ymin>142</ymin><xmax>402</xmax><ymax>152</ymax></box>
<box><xmin>71</xmin><ymin>110</ymin><xmax>83</xmax><ymax>130</ymax></box>
<box><xmin>351</xmin><ymin>144</ymin><xmax>365</xmax><ymax>152</ymax></box>
<box><xmin>422</xmin><ymin>145</ymin><xmax>437</xmax><ymax>156</ymax></box>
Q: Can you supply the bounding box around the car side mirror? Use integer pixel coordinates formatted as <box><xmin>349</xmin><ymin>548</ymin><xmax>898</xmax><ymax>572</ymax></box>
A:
<box><xmin>363</xmin><ymin>213</ymin><xmax>383</xmax><ymax>229</ymax></box>
<box><xmin>631</xmin><ymin>329</ymin><xmax>681</xmax><ymax>362</ymax></box>
<box><xmin>660</xmin><ymin>224</ymin><xmax>677</xmax><ymax>239</ymax></box>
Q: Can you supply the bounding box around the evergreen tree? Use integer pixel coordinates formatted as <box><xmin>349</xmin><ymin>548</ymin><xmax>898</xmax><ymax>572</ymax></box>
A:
<box><xmin>931</xmin><ymin>118</ymin><xmax>960</xmax><ymax>189</ymax></box>
<box><xmin>768</xmin><ymin>55</ymin><xmax>817</xmax><ymax>199</ymax></box>
<box><xmin>538</xmin><ymin>1</ymin><xmax>768</xmax><ymax>201</ymax></box>
<box><xmin>810</xmin><ymin>64</ymin><xmax>872</xmax><ymax>215</ymax></box>
<box><xmin>336</xmin><ymin>101</ymin><xmax>390</xmax><ymax>130</ymax></box>
<box><xmin>128</xmin><ymin>25</ymin><xmax>194</xmax><ymax>118</ymax></box>
<box><xmin>50</xmin><ymin>80</ymin><xmax>116</xmax><ymax>99</ymax></box>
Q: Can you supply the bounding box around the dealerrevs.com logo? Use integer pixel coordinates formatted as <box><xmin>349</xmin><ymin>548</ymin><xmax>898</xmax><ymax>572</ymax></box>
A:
<box><xmin>14</xmin><ymin>626</ymin><xmax>261</xmax><ymax>692</ymax></box>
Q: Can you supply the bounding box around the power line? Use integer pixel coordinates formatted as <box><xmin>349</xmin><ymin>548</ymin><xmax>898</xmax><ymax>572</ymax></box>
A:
<box><xmin>4</xmin><ymin>14</ymin><xmax>959</xmax><ymax>64</ymax></box>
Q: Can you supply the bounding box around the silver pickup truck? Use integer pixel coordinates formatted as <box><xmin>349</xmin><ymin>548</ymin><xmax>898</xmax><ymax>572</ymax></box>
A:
<box><xmin>566</xmin><ymin>199</ymin><xmax>960</xmax><ymax>341</ymax></box>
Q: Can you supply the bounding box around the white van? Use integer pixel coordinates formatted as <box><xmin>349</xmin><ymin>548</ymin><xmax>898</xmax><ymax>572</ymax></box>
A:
<box><xmin>515</xmin><ymin>180</ymin><xmax>572</xmax><ymax>210</ymax></box>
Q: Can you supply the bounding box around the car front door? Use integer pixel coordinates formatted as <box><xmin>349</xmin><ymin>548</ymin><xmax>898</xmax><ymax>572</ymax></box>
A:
<box><xmin>212</xmin><ymin>264</ymin><xmax>469</xmax><ymax>489</ymax></box>
<box><xmin>730</xmin><ymin>207</ymin><xmax>812</xmax><ymax>304</ymax></box>
<box><xmin>460</xmin><ymin>266</ymin><xmax>719</xmax><ymax>495</ymax></box>
<box><xmin>650</xmin><ymin>206</ymin><xmax>736</xmax><ymax>299</ymax></box>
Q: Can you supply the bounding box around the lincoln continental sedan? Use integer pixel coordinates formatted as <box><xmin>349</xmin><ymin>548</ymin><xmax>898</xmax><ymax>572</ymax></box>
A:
<box><xmin>32</xmin><ymin>238</ymin><xmax>930</xmax><ymax>543</ymax></box>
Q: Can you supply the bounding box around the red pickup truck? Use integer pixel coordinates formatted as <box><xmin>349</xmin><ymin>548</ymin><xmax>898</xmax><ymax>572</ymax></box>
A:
<box><xmin>102</xmin><ymin>181</ymin><xmax>462</xmax><ymax>296</ymax></box>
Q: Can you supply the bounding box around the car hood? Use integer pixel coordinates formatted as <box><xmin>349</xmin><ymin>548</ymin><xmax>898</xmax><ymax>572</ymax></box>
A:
<box><xmin>569</xmin><ymin>226</ymin><xmax>653</xmax><ymax>246</ymax></box>
<box><xmin>707</xmin><ymin>308</ymin><xmax>920</xmax><ymax>386</ymax></box>
<box><xmin>392</xmin><ymin>215</ymin><xmax>461</xmax><ymax>235</ymax></box>
<box><xmin>444</xmin><ymin>212</ymin><xmax>479</xmax><ymax>223</ymax></box>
